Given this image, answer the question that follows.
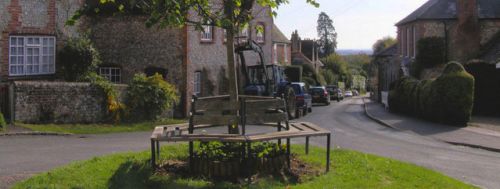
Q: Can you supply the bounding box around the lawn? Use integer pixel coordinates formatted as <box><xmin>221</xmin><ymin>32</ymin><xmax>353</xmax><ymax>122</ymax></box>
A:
<box><xmin>14</xmin><ymin>144</ymin><xmax>476</xmax><ymax>189</ymax></box>
<box><xmin>17</xmin><ymin>119</ymin><xmax>186</xmax><ymax>134</ymax></box>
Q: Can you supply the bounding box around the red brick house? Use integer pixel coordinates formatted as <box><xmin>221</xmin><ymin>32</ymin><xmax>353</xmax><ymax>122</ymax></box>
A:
<box><xmin>272</xmin><ymin>24</ymin><xmax>292</xmax><ymax>66</ymax></box>
<box><xmin>290</xmin><ymin>30</ymin><xmax>323</xmax><ymax>72</ymax></box>
<box><xmin>0</xmin><ymin>0</ymin><xmax>281</xmax><ymax>118</ymax></box>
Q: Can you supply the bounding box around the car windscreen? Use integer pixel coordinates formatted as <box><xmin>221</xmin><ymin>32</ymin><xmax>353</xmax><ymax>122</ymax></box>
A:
<box><xmin>310</xmin><ymin>88</ymin><xmax>324</xmax><ymax>95</ymax></box>
<box><xmin>291</xmin><ymin>85</ymin><xmax>302</xmax><ymax>95</ymax></box>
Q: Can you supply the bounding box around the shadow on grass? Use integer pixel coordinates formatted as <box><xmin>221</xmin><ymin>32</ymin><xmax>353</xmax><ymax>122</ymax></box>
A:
<box><xmin>107</xmin><ymin>159</ymin><xmax>240</xmax><ymax>189</ymax></box>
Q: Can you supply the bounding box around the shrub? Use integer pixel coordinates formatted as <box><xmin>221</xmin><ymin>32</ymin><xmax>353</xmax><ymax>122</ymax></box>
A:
<box><xmin>303</xmin><ymin>77</ymin><xmax>316</xmax><ymax>88</ymax></box>
<box><xmin>432</xmin><ymin>62</ymin><xmax>474</xmax><ymax>125</ymax></box>
<box><xmin>389</xmin><ymin>62</ymin><xmax>474</xmax><ymax>126</ymax></box>
<box><xmin>416</xmin><ymin>37</ymin><xmax>446</xmax><ymax>68</ymax></box>
<box><xmin>0</xmin><ymin>113</ymin><xmax>6</xmax><ymax>131</ymax></box>
<box><xmin>126</xmin><ymin>74</ymin><xmax>179</xmax><ymax>121</ymax></box>
<box><xmin>58</xmin><ymin>36</ymin><xmax>101</xmax><ymax>82</ymax></box>
<box><xmin>85</xmin><ymin>73</ymin><xmax>126</xmax><ymax>123</ymax></box>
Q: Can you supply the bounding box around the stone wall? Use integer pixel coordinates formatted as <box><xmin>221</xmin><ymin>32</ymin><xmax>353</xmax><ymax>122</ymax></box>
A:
<box><xmin>13</xmin><ymin>81</ymin><xmax>127</xmax><ymax>123</ymax></box>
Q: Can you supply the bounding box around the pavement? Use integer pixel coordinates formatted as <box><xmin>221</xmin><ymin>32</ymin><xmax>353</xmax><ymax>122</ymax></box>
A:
<box><xmin>2</xmin><ymin>97</ymin><xmax>500</xmax><ymax>188</ymax></box>
<box><xmin>363</xmin><ymin>97</ymin><xmax>500</xmax><ymax>152</ymax></box>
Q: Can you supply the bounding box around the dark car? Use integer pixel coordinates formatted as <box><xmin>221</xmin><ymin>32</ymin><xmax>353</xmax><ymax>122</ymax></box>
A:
<box><xmin>291</xmin><ymin>82</ymin><xmax>312</xmax><ymax>118</ymax></box>
<box><xmin>309</xmin><ymin>86</ymin><xmax>331</xmax><ymax>105</ymax></box>
<box><xmin>326</xmin><ymin>85</ymin><xmax>343</xmax><ymax>101</ymax></box>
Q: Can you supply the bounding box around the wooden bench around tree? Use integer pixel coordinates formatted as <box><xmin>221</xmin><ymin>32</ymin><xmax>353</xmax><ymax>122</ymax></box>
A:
<box><xmin>150</xmin><ymin>95</ymin><xmax>332</xmax><ymax>173</ymax></box>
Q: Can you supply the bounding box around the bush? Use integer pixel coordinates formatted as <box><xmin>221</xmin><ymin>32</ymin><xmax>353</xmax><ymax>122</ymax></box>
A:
<box><xmin>389</xmin><ymin>62</ymin><xmax>474</xmax><ymax>126</ymax></box>
<box><xmin>58</xmin><ymin>36</ymin><xmax>101</xmax><ymax>82</ymax></box>
<box><xmin>126</xmin><ymin>74</ymin><xmax>179</xmax><ymax>121</ymax></box>
<box><xmin>0</xmin><ymin>113</ymin><xmax>6</xmax><ymax>131</ymax></box>
<box><xmin>85</xmin><ymin>73</ymin><xmax>126</xmax><ymax>123</ymax></box>
<box><xmin>416</xmin><ymin>37</ymin><xmax>446</xmax><ymax>68</ymax></box>
<box><xmin>303</xmin><ymin>77</ymin><xmax>316</xmax><ymax>88</ymax></box>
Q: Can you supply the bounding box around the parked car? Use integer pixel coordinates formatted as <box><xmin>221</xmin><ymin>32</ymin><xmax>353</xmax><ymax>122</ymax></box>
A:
<box><xmin>326</xmin><ymin>85</ymin><xmax>343</xmax><ymax>101</ymax></box>
<box><xmin>291</xmin><ymin>82</ymin><xmax>312</xmax><ymax>118</ymax></box>
<box><xmin>309</xmin><ymin>86</ymin><xmax>331</xmax><ymax>105</ymax></box>
<box><xmin>345</xmin><ymin>90</ymin><xmax>353</xmax><ymax>97</ymax></box>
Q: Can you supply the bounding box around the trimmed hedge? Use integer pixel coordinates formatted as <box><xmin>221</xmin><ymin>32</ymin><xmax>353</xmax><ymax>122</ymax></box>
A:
<box><xmin>389</xmin><ymin>62</ymin><xmax>474</xmax><ymax>126</ymax></box>
<box><xmin>0</xmin><ymin>113</ymin><xmax>6</xmax><ymax>131</ymax></box>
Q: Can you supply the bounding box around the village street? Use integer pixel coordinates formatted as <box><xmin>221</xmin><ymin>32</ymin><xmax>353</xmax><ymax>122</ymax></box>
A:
<box><xmin>1</xmin><ymin>97</ymin><xmax>500</xmax><ymax>188</ymax></box>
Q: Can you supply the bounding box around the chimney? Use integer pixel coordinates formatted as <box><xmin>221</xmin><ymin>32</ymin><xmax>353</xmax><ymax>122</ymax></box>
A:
<box><xmin>454</xmin><ymin>0</ymin><xmax>480</xmax><ymax>62</ymax></box>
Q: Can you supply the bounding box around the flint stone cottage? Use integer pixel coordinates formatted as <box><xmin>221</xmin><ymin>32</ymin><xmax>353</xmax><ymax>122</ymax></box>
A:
<box><xmin>396</xmin><ymin>0</ymin><xmax>500</xmax><ymax>78</ymax></box>
<box><xmin>374</xmin><ymin>0</ymin><xmax>500</xmax><ymax>114</ymax></box>
<box><xmin>0</xmin><ymin>0</ymin><xmax>280</xmax><ymax>122</ymax></box>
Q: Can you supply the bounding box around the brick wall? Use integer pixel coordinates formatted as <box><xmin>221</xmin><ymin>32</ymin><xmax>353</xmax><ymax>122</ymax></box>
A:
<box><xmin>13</xmin><ymin>81</ymin><xmax>127</xmax><ymax>123</ymax></box>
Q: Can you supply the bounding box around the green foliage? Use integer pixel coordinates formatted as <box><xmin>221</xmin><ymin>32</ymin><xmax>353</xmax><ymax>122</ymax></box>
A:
<box><xmin>58</xmin><ymin>36</ymin><xmax>101</xmax><ymax>82</ymax></box>
<box><xmin>85</xmin><ymin>73</ymin><xmax>125</xmax><ymax>123</ymax></box>
<box><xmin>0</xmin><ymin>113</ymin><xmax>6</xmax><ymax>131</ymax></box>
<box><xmin>303</xmin><ymin>77</ymin><xmax>317</xmax><ymax>88</ymax></box>
<box><xmin>322</xmin><ymin>69</ymin><xmax>335</xmax><ymax>85</ymax></box>
<box><xmin>389</xmin><ymin>62</ymin><xmax>474</xmax><ymax>126</ymax></box>
<box><xmin>416</xmin><ymin>37</ymin><xmax>446</xmax><ymax>68</ymax></box>
<box><xmin>196</xmin><ymin>142</ymin><xmax>286</xmax><ymax>161</ymax></box>
<box><xmin>317</xmin><ymin>12</ymin><xmax>337</xmax><ymax>57</ymax></box>
<box><xmin>372</xmin><ymin>36</ymin><xmax>397</xmax><ymax>55</ymax></box>
<box><xmin>126</xmin><ymin>73</ymin><xmax>179</xmax><ymax>121</ymax></box>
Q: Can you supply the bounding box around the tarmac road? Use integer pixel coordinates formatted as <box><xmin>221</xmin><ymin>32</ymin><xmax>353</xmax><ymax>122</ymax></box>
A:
<box><xmin>1</xmin><ymin>97</ymin><xmax>500</xmax><ymax>188</ymax></box>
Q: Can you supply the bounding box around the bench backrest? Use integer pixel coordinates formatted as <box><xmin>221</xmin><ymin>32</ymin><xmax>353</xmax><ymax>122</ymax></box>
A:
<box><xmin>191</xmin><ymin>95</ymin><xmax>238</xmax><ymax>126</ymax></box>
<box><xmin>243</xmin><ymin>98</ymin><xmax>288</xmax><ymax>125</ymax></box>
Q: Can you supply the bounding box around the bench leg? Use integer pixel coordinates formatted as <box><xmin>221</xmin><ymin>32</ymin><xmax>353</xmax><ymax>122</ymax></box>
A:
<box><xmin>277</xmin><ymin>122</ymin><xmax>282</xmax><ymax>146</ymax></box>
<box><xmin>247</xmin><ymin>142</ymin><xmax>252</xmax><ymax>184</ymax></box>
<box><xmin>189</xmin><ymin>141</ymin><xmax>194</xmax><ymax>173</ymax></box>
<box><xmin>286</xmin><ymin>138</ymin><xmax>291</xmax><ymax>169</ymax></box>
<box><xmin>326</xmin><ymin>134</ymin><xmax>331</xmax><ymax>173</ymax></box>
<box><xmin>156</xmin><ymin>141</ymin><xmax>160</xmax><ymax>161</ymax></box>
<box><xmin>151</xmin><ymin>139</ymin><xmax>156</xmax><ymax>168</ymax></box>
<box><xmin>305</xmin><ymin>136</ymin><xmax>310</xmax><ymax>155</ymax></box>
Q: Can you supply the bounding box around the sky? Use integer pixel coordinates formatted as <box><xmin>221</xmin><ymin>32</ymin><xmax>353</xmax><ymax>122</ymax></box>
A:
<box><xmin>274</xmin><ymin>0</ymin><xmax>428</xmax><ymax>50</ymax></box>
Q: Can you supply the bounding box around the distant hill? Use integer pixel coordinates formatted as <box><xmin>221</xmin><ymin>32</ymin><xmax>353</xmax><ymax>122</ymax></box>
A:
<box><xmin>337</xmin><ymin>49</ymin><xmax>373</xmax><ymax>55</ymax></box>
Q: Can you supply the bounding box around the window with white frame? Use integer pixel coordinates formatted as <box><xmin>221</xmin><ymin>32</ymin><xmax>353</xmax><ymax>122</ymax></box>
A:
<box><xmin>9</xmin><ymin>36</ymin><xmax>56</xmax><ymax>76</ymax></box>
<box><xmin>284</xmin><ymin>44</ymin><xmax>288</xmax><ymax>63</ymax></box>
<box><xmin>99</xmin><ymin>67</ymin><xmax>121</xmax><ymax>83</ymax></box>
<box><xmin>406</xmin><ymin>27</ymin><xmax>411</xmax><ymax>57</ymax></box>
<box><xmin>273</xmin><ymin>44</ymin><xmax>278</xmax><ymax>64</ymax></box>
<box><xmin>223</xmin><ymin>29</ymin><xmax>227</xmax><ymax>43</ymax></box>
<box><xmin>201</xmin><ymin>25</ymin><xmax>213</xmax><ymax>42</ymax></box>
<box><xmin>256</xmin><ymin>24</ymin><xmax>265</xmax><ymax>43</ymax></box>
<box><xmin>194</xmin><ymin>71</ymin><xmax>201</xmax><ymax>95</ymax></box>
<box><xmin>241</xmin><ymin>26</ymin><xmax>249</xmax><ymax>42</ymax></box>
<box><xmin>412</xmin><ymin>26</ymin><xmax>417</xmax><ymax>57</ymax></box>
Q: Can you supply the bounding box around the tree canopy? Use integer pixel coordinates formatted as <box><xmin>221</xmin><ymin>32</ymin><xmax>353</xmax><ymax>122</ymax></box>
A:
<box><xmin>317</xmin><ymin>12</ymin><xmax>337</xmax><ymax>58</ymax></box>
<box><xmin>372</xmin><ymin>36</ymin><xmax>397</xmax><ymax>55</ymax></box>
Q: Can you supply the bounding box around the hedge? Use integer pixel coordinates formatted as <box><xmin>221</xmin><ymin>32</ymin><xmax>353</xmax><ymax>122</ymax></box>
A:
<box><xmin>388</xmin><ymin>62</ymin><xmax>474</xmax><ymax>126</ymax></box>
<box><xmin>0</xmin><ymin>113</ymin><xmax>6</xmax><ymax>131</ymax></box>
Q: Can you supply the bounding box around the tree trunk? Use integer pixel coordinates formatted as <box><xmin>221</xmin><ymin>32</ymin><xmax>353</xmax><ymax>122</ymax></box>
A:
<box><xmin>224</xmin><ymin>1</ymin><xmax>239</xmax><ymax>133</ymax></box>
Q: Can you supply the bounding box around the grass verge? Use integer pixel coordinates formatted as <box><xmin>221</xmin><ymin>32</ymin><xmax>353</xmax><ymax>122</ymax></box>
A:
<box><xmin>13</xmin><ymin>144</ymin><xmax>475</xmax><ymax>189</ymax></box>
<box><xmin>16</xmin><ymin>119</ymin><xmax>186</xmax><ymax>135</ymax></box>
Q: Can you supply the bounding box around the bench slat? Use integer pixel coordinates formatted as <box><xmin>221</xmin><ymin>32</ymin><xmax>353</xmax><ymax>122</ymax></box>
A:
<box><xmin>246</xmin><ymin>113</ymin><xmax>287</xmax><ymax>124</ymax></box>
<box><xmin>245</xmin><ymin>99</ymin><xmax>285</xmax><ymax>111</ymax></box>
<box><xmin>192</xmin><ymin>115</ymin><xmax>238</xmax><ymax>126</ymax></box>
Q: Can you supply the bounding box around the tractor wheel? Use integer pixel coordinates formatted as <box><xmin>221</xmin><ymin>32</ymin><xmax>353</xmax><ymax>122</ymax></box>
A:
<box><xmin>284</xmin><ymin>86</ymin><xmax>297</xmax><ymax>119</ymax></box>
